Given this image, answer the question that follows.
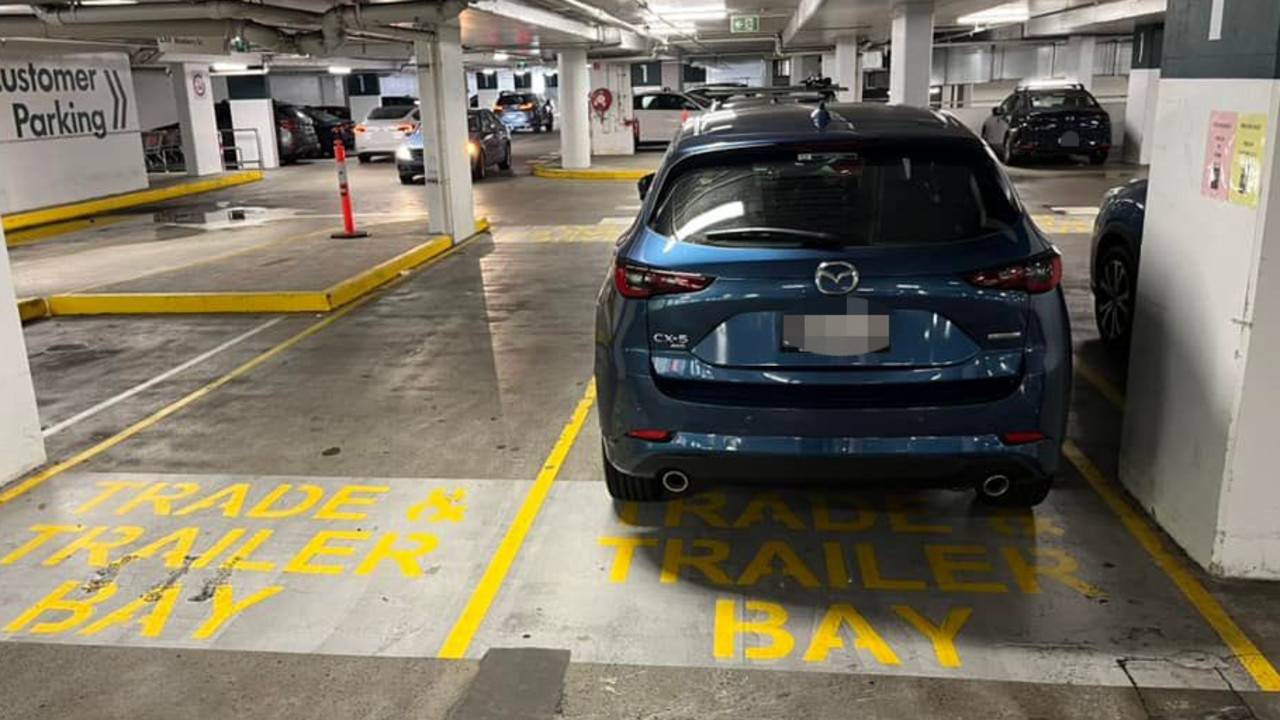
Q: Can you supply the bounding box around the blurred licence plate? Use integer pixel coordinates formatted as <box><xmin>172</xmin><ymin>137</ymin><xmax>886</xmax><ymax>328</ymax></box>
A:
<box><xmin>782</xmin><ymin>314</ymin><xmax>891</xmax><ymax>356</ymax></box>
<box><xmin>1059</xmin><ymin>130</ymin><xmax>1080</xmax><ymax>147</ymax></box>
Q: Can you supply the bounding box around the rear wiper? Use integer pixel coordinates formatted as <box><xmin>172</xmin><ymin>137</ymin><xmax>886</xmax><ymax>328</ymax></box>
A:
<box><xmin>702</xmin><ymin>227</ymin><xmax>844</xmax><ymax>246</ymax></box>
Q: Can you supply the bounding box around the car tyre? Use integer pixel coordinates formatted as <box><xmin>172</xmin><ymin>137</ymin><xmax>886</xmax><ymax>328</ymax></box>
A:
<box><xmin>472</xmin><ymin>150</ymin><xmax>486</xmax><ymax>181</ymax></box>
<box><xmin>603</xmin><ymin>446</ymin><xmax>664</xmax><ymax>501</ymax></box>
<box><xmin>358</xmin><ymin>153</ymin><xmax>371</xmax><ymax>164</ymax></box>
<box><xmin>1094</xmin><ymin>243</ymin><xmax>1137</xmax><ymax>352</ymax></box>
<box><xmin>497</xmin><ymin>142</ymin><xmax>512</xmax><ymax>171</ymax></box>
<box><xmin>977</xmin><ymin>476</ymin><xmax>1052</xmax><ymax>507</ymax></box>
<box><xmin>545</xmin><ymin>117</ymin><xmax>554</xmax><ymax>133</ymax></box>
<box><xmin>399</xmin><ymin>173</ymin><xmax>414</xmax><ymax>185</ymax></box>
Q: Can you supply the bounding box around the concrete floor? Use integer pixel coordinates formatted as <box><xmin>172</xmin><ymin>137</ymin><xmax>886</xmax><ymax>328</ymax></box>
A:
<box><xmin>4</xmin><ymin>133</ymin><xmax>1280</xmax><ymax>719</ymax></box>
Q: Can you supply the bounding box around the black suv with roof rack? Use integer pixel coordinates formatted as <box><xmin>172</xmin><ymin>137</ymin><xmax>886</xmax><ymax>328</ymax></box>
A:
<box><xmin>980</xmin><ymin>82</ymin><xmax>1111</xmax><ymax>166</ymax></box>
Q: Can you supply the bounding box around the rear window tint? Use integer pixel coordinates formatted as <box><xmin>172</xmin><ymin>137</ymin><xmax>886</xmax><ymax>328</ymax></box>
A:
<box><xmin>366</xmin><ymin>106</ymin><xmax>414</xmax><ymax>120</ymax></box>
<box><xmin>1028</xmin><ymin>90</ymin><xmax>1098</xmax><ymax>109</ymax></box>
<box><xmin>651</xmin><ymin>144</ymin><xmax>1020</xmax><ymax>247</ymax></box>
<box><xmin>498</xmin><ymin>93</ymin><xmax>534</xmax><ymax>104</ymax></box>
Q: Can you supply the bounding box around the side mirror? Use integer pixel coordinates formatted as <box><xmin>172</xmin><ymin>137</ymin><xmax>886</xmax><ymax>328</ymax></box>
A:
<box><xmin>637</xmin><ymin>173</ymin><xmax>655</xmax><ymax>201</ymax></box>
<box><xmin>992</xmin><ymin>106</ymin><xmax>1004</xmax><ymax>116</ymax></box>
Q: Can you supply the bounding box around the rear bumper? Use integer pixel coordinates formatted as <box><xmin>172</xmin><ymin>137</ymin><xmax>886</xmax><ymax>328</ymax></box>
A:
<box><xmin>604</xmin><ymin>432</ymin><xmax>1054</xmax><ymax>486</ymax></box>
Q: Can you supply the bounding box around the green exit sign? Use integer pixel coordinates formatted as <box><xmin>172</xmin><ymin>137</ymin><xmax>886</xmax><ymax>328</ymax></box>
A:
<box><xmin>730</xmin><ymin>14</ymin><xmax>760</xmax><ymax>33</ymax></box>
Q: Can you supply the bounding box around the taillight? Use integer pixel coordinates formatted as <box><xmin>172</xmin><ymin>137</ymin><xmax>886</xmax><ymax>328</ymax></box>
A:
<box><xmin>493</xmin><ymin>105</ymin><xmax>503</xmax><ymax>112</ymax></box>
<box><xmin>354</xmin><ymin>124</ymin><xmax>367</xmax><ymax>134</ymax></box>
<box><xmin>519</xmin><ymin>102</ymin><xmax>535</xmax><ymax>110</ymax></box>
<box><xmin>627</xmin><ymin>429</ymin><xmax>673</xmax><ymax>442</ymax></box>
<box><xmin>1002</xmin><ymin>431</ymin><xmax>1045</xmax><ymax>445</ymax></box>
<box><xmin>280</xmin><ymin>119</ymin><xmax>299</xmax><ymax>131</ymax></box>
<box><xmin>395</xmin><ymin>122</ymin><xmax>415</xmax><ymax>134</ymax></box>
<box><xmin>614</xmin><ymin>263</ymin><xmax>712</xmax><ymax>298</ymax></box>
<box><xmin>966</xmin><ymin>251</ymin><xmax>1062</xmax><ymax>293</ymax></box>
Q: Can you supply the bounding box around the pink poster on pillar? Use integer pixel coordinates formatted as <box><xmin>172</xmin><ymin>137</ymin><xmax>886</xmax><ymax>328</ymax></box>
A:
<box><xmin>1203</xmin><ymin>111</ymin><xmax>1237</xmax><ymax>200</ymax></box>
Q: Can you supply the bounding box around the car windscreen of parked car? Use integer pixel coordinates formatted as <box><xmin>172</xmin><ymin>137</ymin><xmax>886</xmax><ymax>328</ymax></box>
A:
<box><xmin>366</xmin><ymin>106</ymin><xmax>415</xmax><ymax>120</ymax></box>
<box><xmin>651</xmin><ymin>145</ymin><xmax>1021</xmax><ymax>247</ymax></box>
<box><xmin>1028</xmin><ymin>90</ymin><xmax>1099</xmax><ymax>110</ymax></box>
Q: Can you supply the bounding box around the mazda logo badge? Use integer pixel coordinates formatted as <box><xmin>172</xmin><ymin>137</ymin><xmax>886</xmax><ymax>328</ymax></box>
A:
<box><xmin>814</xmin><ymin>261</ymin><xmax>858</xmax><ymax>295</ymax></box>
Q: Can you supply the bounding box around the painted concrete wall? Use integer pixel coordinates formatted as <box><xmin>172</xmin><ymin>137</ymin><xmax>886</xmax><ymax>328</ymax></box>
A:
<box><xmin>589</xmin><ymin>62</ymin><xmax>633</xmax><ymax>156</ymax></box>
<box><xmin>0</xmin><ymin>227</ymin><xmax>45</xmax><ymax>483</ymax></box>
<box><xmin>268</xmin><ymin>74</ymin><xmax>325</xmax><ymax>106</ymax></box>
<box><xmin>1120</xmin><ymin>78</ymin><xmax>1280</xmax><ymax>577</ymax></box>
<box><xmin>134</xmin><ymin>67</ymin><xmax>179</xmax><ymax>130</ymax></box>
<box><xmin>1123</xmin><ymin>68</ymin><xmax>1160</xmax><ymax>164</ymax></box>
<box><xmin>0</xmin><ymin>50</ymin><xmax>146</xmax><ymax>214</ymax></box>
<box><xmin>706</xmin><ymin>59</ymin><xmax>767</xmax><ymax>88</ymax></box>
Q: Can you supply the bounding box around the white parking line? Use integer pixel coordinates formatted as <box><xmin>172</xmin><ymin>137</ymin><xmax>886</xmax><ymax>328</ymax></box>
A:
<box><xmin>41</xmin><ymin>317</ymin><xmax>285</xmax><ymax>438</ymax></box>
<box><xmin>1048</xmin><ymin>206</ymin><xmax>1101</xmax><ymax>216</ymax></box>
<box><xmin>598</xmin><ymin>216</ymin><xmax>635</xmax><ymax>225</ymax></box>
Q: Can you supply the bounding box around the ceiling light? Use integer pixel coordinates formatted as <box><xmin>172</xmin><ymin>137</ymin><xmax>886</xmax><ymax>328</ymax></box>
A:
<box><xmin>493</xmin><ymin>51</ymin><xmax>510</xmax><ymax>61</ymax></box>
<box><xmin>79</xmin><ymin>0</ymin><xmax>140</xmax><ymax>5</ymax></box>
<box><xmin>957</xmin><ymin>2</ymin><xmax>1029</xmax><ymax>26</ymax></box>
<box><xmin>328</xmin><ymin>66</ymin><xmax>352</xmax><ymax>75</ymax></box>
<box><xmin>482</xmin><ymin>68</ymin><xmax>496</xmax><ymax>75</ymax></box>
<box><xmin>211</xmin><ymin>62</ymin><xmax>248</xmax><ymax>72</ymax></box>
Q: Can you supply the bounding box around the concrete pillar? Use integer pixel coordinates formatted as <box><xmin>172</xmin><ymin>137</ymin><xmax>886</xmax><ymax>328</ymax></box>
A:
<box><xmin>1067</xmin><ymin>35</ymin><xmax>1097</xmax><ymax>90</ymax></box>
<box><xmin>169</xmin><ymin>64</ymin><xmax>222</xmax><ymax>176</ymax></box>
<box><xmin>660</xmin><ymin>60</ymin><xmax>683</xmax><ymax>92</ymax></box>
<box><xmin>0</xmin><ymin>227</ymin><xmax>45</xmax><ymax>483</ymax></box>
<box><xmin>889</xmin><ymin>0</ymin><xmax>933</xmax><ymax>107</ymax></box>
<box><xmin>1120</xmin><ymin>1</ymin><xmax>1280</xmax><ymax>578</ymax></box>
<box><xmin>590</xmin><ymin>61</ymin><xmax>635</xmax><ymax>156</ymax></box>
<box><xmin>1123</xmin><ymin>24</ymin><xmax>1163</xmax><ymax>165</ymax></box>
<box><xmin>833</xmin><ymin>37</ymin><xmax>863</xmax><ymax>102</ymax></box>
<box><xmin>558</xmin><ymin>49</ymin><xmax>590</xmax><ymax>169</ymax></box>
<box><xmin>225</xmin><ymin>75</ymin><xmax>278</xmax><ymax>169</ymax></box>
<box><xmin>415</xmin><ymin>25</ymin><xmax>475</xmax><ymax>241</ymax></box>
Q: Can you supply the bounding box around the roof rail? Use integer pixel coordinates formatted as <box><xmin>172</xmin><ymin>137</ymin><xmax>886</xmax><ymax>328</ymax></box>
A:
<box><xmin>1015</xmin><ymin>79</ymin><xmax>1086</xmax><ymax>91</ymax></box>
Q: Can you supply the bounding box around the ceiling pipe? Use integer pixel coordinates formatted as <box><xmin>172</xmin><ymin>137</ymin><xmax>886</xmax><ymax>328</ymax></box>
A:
<box><xmin>553</xmin><ymin>0</ymin><xmax>662</xmax><ymax>43</ymax></box>
<box><xmin>30</xmin><ymin>1</ymin><xmax>320</xmax><ymax>28</ymax></box>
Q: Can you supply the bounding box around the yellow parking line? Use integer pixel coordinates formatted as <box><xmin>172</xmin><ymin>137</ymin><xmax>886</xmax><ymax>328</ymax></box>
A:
<box><xmin>1</xmin><ymin>171</ymin><xmax>264</xmax><ymax>233</ymax></box>
<box><xmin>1063</xmin><ymin>441</ymin><xmax>1280</xmax><ymax>692</ymax></box>
<box><xmin>1074</xmin><ymin>355</ymin><xmax>1126</xmax><ymax>411</ymax></box>
<box><xmin>0</xmin><ymin>230</ymin><xmax>479</xmax><ymax>507</ymax></box>
<box><xmin>438</xmin><ymin>379</ymin><xmax>597</xmax><ymax>659</ymax></box>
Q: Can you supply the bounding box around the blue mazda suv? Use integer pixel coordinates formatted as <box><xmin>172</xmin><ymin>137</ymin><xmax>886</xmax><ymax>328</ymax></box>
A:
<box><xmin>595</xmin><ymin>103</ymin><xmax>1071</xmax><ymax>506</ymax></box>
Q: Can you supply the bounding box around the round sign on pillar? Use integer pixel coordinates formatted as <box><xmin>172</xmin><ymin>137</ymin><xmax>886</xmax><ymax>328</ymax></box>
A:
<box><xmin>590</xmin><ymin>87</ymin><xmax>612</xmax><ymax>122</ymax></box>
<box><xmin>192</xmin><ymin>72</ymin><xmax>207</xmax><ymax>98</ymax></box>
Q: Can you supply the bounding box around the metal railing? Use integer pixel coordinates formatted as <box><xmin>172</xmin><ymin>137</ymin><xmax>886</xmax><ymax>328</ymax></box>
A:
<box><xmin>218</xmin><ymin>127</ymin><xmax>265</xmax><ymax>171</ymax></box>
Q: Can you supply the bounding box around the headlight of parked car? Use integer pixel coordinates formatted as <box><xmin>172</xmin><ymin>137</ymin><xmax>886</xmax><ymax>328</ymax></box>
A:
<box><xmin>395</xmin><ymin>144</ymin><xmax>413</xmax><ymax>161</ymax></box>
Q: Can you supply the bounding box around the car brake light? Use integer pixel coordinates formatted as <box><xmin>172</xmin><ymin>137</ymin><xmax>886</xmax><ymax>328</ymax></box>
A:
<box><xmin>966</xmin><ymin>251</ymin><xmax>1062</xmax><ymax>293</ymax></box>
<box><xmin>354</xmin><ymin>124</ymin><xmax>367</xmax><ymax>134</ymax></box>
<box><xmin>280</xmin><ymin>119</ymin><xmax>299</xmax><ymax>131</ymax></box>
<box><xmin>519</xmin><ymin>102</ymin><xmax>535</xmax><ymax>110</ymax></box>
<box><xmin>627</xmin><ymin>429</ymin><xmax>673</xmax><ymax>442</ymax></box>
<box><xmin>1002</xmin><ymin>431</ymin><xmax>1045</xmax><ymax>445</ymax></box>
<box><xmin>396</xmin><ymin>123</ymin><xmax>415</xmax><ymax>134</ymax></box>
<box><xmin>614</xmin><ymin>263</ymin><xmax>713</xmax><ymax>298</ymax></box>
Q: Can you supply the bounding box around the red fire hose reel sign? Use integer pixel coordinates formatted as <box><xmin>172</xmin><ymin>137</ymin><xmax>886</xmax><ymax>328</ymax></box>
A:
<box><xmin>590</xmin><ymin>87</ymin><xmax>612</xmax><ymax>120</ymax></box>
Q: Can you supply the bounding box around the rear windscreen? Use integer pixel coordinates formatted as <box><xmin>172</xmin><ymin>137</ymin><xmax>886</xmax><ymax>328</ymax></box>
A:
<box><xmin>650</xmin><ymin>145</ymin><xmax>1020</xmax><ymax>247</ymax></box>
<box><xmin>1028</xmin><ymin>90</ymin><xmax>1098</xmax><ymax>110</ymax></box>
<box><xmin>367</xmin><ymin>106</ymin><xmax>414</xmax><ymax>120</ymax></box>
<box><xmin>498</xmin><ymin>93</ymin><xmax>531</xmax><ymax>105</ymax></box>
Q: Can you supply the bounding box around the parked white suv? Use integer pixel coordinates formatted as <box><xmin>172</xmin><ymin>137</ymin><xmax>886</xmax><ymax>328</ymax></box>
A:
<box><xmin>632</xmin><ymin>91</ymin><xmax>706</xmax><ymax>145</ymax></box>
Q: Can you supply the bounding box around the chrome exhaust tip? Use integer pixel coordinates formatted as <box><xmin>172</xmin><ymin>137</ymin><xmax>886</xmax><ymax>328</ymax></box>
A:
<box><xmin>660</xmin><ymin>470</ymin><xmax>690</xmax><ymax>494</ymax></box>
<box><xmin>980</xmin><ymin>474</ymin><xmax>1012</xmax><ymax>498</ymax></box>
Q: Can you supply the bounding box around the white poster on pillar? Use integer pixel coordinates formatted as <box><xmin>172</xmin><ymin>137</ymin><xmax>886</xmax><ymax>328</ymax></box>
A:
<box><xmin>0</xmin><ymin>50</ymin><xmax>146</xmax><ymax>214</ymax></box>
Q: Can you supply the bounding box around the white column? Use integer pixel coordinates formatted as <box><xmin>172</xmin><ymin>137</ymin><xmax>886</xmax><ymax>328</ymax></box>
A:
<box><xmin>660</xmin><ymin>60</ymin><xmax>683</xmax><ymax>92</ymax></box>
<box><xmin>833</xmin><ymin>37</ymin><xmax>863</xmax><ymax>102</ymax></box>
<box><xmin>228</xmin><ymin>100</ymin><xmax>279</xmax><ymax>169</ymax></box>
<box><xmin>169</xmin><ymin>64</ymin><xmax>222</xmax><ymax>176</ymax></box>
<box><xmin>558</xmin><ymin>49</ymin><xmax>590</xmax><ymax>169</ymax></box>
<box><xmin>0</xmin><ymin>227</ymin><xmax>45</xmax><ymax>483</ymax></box>
<box><xmin>889</xmin><ymin>0</ymin><xmax>933</xmax><ymax>107</ymax></box>
<box><xmin>1068</xmin><ymin>35</ymin><xmax>1097</xmax><ymax>90</ymax></box>
<box><xmin>590</xmin><ymin>62</ymin><xmax>635</xmax><ymax>156</ymax></box>
<box><xmin>415</xmin><ymin>25</ymin><xmax>475</xmax><ymax>240</ymax></box>
<box><xmin>1122</xmin><ymin>68</ymin><xmax>1160</xmax><ymax>164</ymax></box>
<box><xmin>1121</xmin><ymin>80</ymin><xmax>1280</xmax><ymax>578</ymax></box>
